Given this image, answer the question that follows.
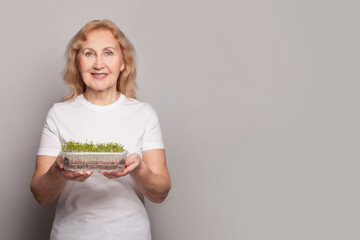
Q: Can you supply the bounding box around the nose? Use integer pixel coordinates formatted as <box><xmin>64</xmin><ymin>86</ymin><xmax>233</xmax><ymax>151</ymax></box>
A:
<box><xmin>93</xmin><ymin>56</ymin><xmax>105</xmax><ymax>69</ymax></box>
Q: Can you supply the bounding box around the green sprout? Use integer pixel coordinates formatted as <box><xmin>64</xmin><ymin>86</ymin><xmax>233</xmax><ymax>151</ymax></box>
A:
<box><xmin>62</xmin><ymin>140</ymin><xmax>125</xmax><ymax>152</ymax></box>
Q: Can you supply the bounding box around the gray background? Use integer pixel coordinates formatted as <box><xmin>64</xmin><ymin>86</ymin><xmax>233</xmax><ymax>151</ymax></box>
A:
<box><xmin>0</xmin><ymin>0</ymin><xmax>359</xmax><ymax>239</ymax></box>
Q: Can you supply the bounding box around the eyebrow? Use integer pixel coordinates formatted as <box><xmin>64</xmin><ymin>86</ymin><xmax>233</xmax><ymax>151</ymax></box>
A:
<box><xmin>82</xmin><ymin>47</ymin><xmax>117</xmax><ymax>52</ymax></box>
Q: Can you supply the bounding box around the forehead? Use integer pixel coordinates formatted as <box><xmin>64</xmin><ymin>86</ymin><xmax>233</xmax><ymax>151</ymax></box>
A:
<box><xmin>82</xmin><ymin>29</ymin><xmax>120</xmax><ymax>49</ymax></box>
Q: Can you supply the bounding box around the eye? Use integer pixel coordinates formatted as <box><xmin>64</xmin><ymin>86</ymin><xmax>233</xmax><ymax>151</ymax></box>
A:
<box><xmin>105</xmin><ymin>51</ymin><xmax>113</xmax><ymax>56</ymax></box>
<box><xmin>85</xmin><ymin>51</ymin><xmax>94</xmax><ymax>57</ymax></box>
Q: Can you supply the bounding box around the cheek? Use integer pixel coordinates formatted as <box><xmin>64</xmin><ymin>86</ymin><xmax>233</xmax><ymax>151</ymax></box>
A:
<box><xmin>107</xmin><ymin>58</ymin><xmax>122</xmax><ymax>70</ymax></box>
<box><xmin>109</xmin><ymin>54</ymin><xmax>123</xmax><ymax>68</ymax></box>
<box><xmin>77</xmin><ymin>58</ymin><xmax>91</xmax><ymax>72</ymax></box>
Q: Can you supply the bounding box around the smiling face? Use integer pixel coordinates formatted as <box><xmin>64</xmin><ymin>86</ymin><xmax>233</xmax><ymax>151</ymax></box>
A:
<box><xmin>77</xmin><ymin>29</ymin><xmax>125</xmax><ymax>95</ymax></box>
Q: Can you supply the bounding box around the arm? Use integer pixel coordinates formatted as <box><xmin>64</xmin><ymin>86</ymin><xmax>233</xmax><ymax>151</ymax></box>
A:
<box><xmin>30</xmin><ymin>155</ymin><xmax>93</xmax><ymax>205</ymax></box>
<box><xmin>101</xmin><ymin>149</ymin><xmax>171</xmax><ymax>203</ymax></box>
<box><xmin>132</xmin><ymin>149</ymin><xmax>171</xmax><ymax>203</ymax></box>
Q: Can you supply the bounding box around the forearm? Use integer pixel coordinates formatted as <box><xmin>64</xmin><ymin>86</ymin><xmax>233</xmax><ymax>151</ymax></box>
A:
<box><xmin>131</xmin><ymin>162</ymin><xmax>171</xmax><ymax>203</ymax></box>
<box><xmin>30</xmin><ymin>163</ymin><xmax>67</xmax><ymax>206</ymax></box>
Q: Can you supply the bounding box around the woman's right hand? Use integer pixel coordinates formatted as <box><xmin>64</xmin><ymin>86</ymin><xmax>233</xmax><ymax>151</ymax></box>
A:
<box><xmin>55</xmin><ymin>154</ymin><xmax>93</xmax><ymax>182</ymax></box>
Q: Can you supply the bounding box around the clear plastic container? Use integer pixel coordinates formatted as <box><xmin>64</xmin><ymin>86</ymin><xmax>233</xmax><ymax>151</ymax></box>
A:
<box><xmin>61</xmin><ymin>151</ymin><xmax>128</xmax><ymax>171</ymax></box>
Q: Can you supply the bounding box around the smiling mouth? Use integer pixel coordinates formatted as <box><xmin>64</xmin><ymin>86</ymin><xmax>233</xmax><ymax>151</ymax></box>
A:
<box><xmin>91</xmin><ymin>73</ymin><xmax>108</xmax><ymax>79</ymax></box>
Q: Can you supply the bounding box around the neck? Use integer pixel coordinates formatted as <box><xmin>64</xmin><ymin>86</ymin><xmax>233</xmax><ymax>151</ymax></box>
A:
<box><xmin>83</xmin><ymin>90</ymin><xmax>120</xmax><ymax>106</ymax></box>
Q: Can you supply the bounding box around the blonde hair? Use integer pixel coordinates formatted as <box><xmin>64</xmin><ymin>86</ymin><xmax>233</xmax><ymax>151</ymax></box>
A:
<box><xmin>62</xmin><ymin>19</ymin><xmax>137</xmax><ymax>101</ymax></box>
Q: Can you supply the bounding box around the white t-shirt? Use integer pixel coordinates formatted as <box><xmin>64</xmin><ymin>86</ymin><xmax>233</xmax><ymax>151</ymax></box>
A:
<box><xmin>37</xmin><ymin>94</ymin><xmax>164</xmax><ymax>240</ymax></box>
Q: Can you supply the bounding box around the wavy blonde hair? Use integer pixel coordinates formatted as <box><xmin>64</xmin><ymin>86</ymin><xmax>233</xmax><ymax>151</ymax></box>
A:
<box><xmin>62</xmin><ymin>19</ymin><xmax>137</xmax><ymax>101</ymax></box>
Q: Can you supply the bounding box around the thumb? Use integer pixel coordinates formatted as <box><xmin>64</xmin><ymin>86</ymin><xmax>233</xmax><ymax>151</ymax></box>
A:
<box><xmin>56</xmin><ymin>154</ymin><xmax>64</xmax><ymax>169</ymax></box>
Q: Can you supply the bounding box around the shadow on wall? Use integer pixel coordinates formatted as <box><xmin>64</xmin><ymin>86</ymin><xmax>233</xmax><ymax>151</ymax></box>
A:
<box><xmin>21</xmin><ymin>199</ymin><xmax>57</xmax><ymax>240</ymax></box>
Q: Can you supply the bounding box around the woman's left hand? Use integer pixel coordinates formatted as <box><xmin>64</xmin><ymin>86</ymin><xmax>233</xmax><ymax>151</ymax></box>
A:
<box><xmin>100</xmin><ymin>153</ymin><xmax>142</xmax><ymax>179</ymax></box>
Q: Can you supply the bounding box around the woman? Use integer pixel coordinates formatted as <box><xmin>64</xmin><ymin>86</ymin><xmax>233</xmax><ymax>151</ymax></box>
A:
<box><xmin>30</xmin><ymin>19</ymin><xmax>171</xmax><ymax>240</ymax></box>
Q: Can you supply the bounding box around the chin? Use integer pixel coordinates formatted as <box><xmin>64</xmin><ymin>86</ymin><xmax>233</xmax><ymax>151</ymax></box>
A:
<box><xmin>86</xmin><ymin>83</ymin><xmax>116</xmax><ymax>92</ymax></box>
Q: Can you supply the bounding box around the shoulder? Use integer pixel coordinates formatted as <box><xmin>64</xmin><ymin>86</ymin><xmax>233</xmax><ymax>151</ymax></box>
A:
<box><xmin>44</xmin><ymin>97</ymin><xmax>82</xmax><ymax>122</ymax></box>
<box><xmin>52</xmin><ymin>96</ymin><xmax>83</xmax><ymax>112</ymax></box>
<box><xmin>122</xmin><ymin>96</ymin><xmax>158</xmax><ymax>115</ymax></box>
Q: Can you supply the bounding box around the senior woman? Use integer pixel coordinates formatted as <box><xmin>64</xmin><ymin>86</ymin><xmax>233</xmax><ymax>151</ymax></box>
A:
<box><xmin>30</xmin><ymin>19</ymin><xmax>171</xmax><ymax>240</ymax></box>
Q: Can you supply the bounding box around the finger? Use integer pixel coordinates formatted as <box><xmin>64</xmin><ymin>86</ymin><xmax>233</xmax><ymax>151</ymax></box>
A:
<box><xmin>122</xmin><ymin>162</ymin><xmax>139</xmax><ymax>175</ymax></box>
<box><xmin>62</xmin><ymin>170</ymin><xmax>83</xmax><ymax>177</ymax></box>
<box><xmin>66</xmin><ymin>170</ymin><xmax>92</xmax><ymax>176</ymax></box>
<box><xmin>102</xmin><ymin>171</ymin><xmax>129</xmax><ymax>179</ymax></box>
<box><xmin>72</xmin><ymin>175</ymin><xmax>88</xmax><ymax>182</ymax></box>
<box><xmin>125</xmin><ymin>156</ymin><xmax>138</xmax><ymax>166</ymax></box>
<box><xmin>101</xmin><ymin>172</ymin><xmax>123</xmax><ymax>178</ymax></box>
<box><xmin>104</xmin><ymin>175</ymin><xmax>118</xmax><ymax>179</ymax></box>
<box><xmin>108</xmin><ymin>161</ymin><xmax>138</xmax><ymax>176</ymax></box>
<box><xmin>56</xmin><ymin>156</ymin><xmax>64</xmax><ymax>169</ymax></box>
<box><xmin>61</xmin><ymin>170</ymin><xmax>92</xmax><ymax>180</ymax></box>
<box><xmin>101</xmin><ymin>174</ymin><xmax>117</xmax><ymax>179</ymax></box>
<box><xmin>71</xmin><ymin>172</ymin><xmax>92</xmax><ymax>182</ymax></box>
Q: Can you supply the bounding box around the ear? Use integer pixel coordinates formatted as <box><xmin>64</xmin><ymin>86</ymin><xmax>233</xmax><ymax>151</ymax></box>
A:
<box><xmin>120</xmin><ymin>64</ymin><xmax>125</xmax><ymax>72</ymax></box>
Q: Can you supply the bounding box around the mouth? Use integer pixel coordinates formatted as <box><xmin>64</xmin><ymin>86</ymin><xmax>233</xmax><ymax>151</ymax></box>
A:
<box><xmin>91</xmin><ymin>73</ymin><xmax>108</xmax><ymax>79</ymax></box>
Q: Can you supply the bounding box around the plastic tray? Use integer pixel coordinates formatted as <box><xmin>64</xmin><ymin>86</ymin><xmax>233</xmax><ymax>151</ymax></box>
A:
<box><xmin>61</xmin><ymin>151</ymin><xmax>128</xmax><ymax>171</ymax></box>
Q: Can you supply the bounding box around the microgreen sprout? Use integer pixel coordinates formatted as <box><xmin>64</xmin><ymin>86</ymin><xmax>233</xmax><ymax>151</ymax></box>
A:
<box><xmin>62</xmin><ymin>140</ymin><xmax>125</xmax><ymax>152</ymax></box>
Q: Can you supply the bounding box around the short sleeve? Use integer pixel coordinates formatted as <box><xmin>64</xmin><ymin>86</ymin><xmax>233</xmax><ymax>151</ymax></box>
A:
<box><xmin>37</xmin><ymin>106</ymin><xmax>62</xmax><ymax>156</ymax></box>
<box><xmin>142</xmin><ymin>104</ymin><xmax>165</xmax><ymax>151</ymax></box>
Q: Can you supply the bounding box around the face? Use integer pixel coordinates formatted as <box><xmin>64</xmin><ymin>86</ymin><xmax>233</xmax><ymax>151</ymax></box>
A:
<box><xmin>77</xmin><ymin>29</ymin><xmax>124</xmax><ymax>94</ymax></box>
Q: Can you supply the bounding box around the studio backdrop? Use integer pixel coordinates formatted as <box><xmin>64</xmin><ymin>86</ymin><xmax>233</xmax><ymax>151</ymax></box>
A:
<box><xmin>0</xmin><ymin>0</ymin><xmax>358</xmax><ymax>239</ymax></box>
